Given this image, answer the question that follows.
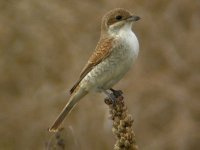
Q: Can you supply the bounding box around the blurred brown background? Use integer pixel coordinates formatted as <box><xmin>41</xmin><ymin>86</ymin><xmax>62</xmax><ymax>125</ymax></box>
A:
<box><xmin>0</xmin><ymin>0</ymin><xmax>200</xmax><ymax>150</ymax></box>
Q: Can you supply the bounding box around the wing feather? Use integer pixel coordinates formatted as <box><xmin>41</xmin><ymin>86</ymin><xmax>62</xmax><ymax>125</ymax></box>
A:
<box><xmin>70</xmin><ymin>38</ymin><xmax>113</xmax><ymax>94</ymax></box>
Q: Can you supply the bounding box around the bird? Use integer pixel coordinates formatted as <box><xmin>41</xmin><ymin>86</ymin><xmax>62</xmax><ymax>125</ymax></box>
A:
<box><xmin>49</xmin><ymin>8</ymin><xmax>140</xmax><ymax>132</ymax></box>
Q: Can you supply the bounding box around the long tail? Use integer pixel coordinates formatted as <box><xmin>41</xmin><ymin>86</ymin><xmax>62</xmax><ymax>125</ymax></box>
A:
<box><xmin>49</xmin><ymin>88</ymin><xmax>88</xmax><ymax>132</ymax></box>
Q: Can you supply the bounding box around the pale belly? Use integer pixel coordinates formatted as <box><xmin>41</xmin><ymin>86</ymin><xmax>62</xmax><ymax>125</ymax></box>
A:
<box><xmin>80</xmin><ymin>45</ymin><xmax>138</xmax><ymax>92</ymax></box>
<box><xmin>80</xmin><ymin>27</ymin><xmax>139</xmax><ymax>92</ymax></box>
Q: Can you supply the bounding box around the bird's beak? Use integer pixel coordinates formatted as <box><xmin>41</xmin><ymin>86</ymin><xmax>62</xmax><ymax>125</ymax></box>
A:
<box><xmin>127</xmin><ymin>15</ymin><xmax>140</xmax><ymax>22</ymax></box>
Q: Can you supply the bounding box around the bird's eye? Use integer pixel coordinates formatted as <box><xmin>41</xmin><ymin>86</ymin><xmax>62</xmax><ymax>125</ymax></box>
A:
<box><xmin>115</xmin><ymin>15</ymin><xmax>122</xmax><ymax>20</ymax></box>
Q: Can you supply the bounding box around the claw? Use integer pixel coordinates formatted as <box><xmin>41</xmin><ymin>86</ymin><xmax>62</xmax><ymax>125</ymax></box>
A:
<box><xmin>109</xmin><ymin>92</ymin><xmax>117</xmax><ymax>104</ymax></box>
<box><xmin>103</xmin><ymin>89</ymin><xmax>123</xmax><ymax>105</ymax></box>
<box><xmin>110</xmin><ymin>88</ymin><xmax>123</xmax><ymax>98</ymax></box>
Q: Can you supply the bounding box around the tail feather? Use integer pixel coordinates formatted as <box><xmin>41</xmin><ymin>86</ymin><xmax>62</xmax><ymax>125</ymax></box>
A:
<box><xmin>49</xmin><ymin>88</ymin><xmax>87</xmax><ymax>132</ymax></box>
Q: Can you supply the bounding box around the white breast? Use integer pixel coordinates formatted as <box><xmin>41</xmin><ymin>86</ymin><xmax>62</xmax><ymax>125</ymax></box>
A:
<box><xmin>95</xmin><ymin>24</ymin><xmax>140</xmax><ymax>89</ymax></box>
<box><xmin>118</xmin><ymin>24</ymin><xmax>139</xmax><ymax>58</ymax></box>
<box><xmin>80</xmin><ymin>24</ymin><xmax>139</xmax><ymax>92</ymax></box>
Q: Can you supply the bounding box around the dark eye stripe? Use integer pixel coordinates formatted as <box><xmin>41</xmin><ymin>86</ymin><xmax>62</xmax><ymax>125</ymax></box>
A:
<box><xmin>115</xmin><ymin>15</ymin><xmax>122</xmax><ymax>20</ymax></box>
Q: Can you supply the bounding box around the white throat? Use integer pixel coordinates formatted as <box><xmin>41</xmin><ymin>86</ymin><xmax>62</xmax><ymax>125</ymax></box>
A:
<box><xmin>109</xmin><ymin>23</ymin><xmax>139</xmax><ymax>57</ymax></box>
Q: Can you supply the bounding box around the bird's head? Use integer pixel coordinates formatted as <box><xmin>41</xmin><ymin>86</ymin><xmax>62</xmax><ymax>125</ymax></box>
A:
<box><xmin>101</xmin><ymin>8</ymin><xmax>140</xmax><ymax>36</ymax></box>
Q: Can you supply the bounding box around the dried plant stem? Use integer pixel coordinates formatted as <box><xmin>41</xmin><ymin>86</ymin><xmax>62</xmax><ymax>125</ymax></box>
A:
<box><xmin>105</xmin><ymin>91</ymin><xmax>138</xmax><ymax>150</ymax></box>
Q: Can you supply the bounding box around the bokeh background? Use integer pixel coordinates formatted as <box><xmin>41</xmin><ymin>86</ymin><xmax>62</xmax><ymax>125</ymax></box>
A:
<box><xmin>0</xmin><ymin>0</ymin><xmax>200</xmax><ymax>150</ymax></box>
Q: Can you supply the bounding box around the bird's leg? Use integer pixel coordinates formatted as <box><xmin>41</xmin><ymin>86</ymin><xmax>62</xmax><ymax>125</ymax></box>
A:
<box><xmin>102</xmin><ymin>90</ymin><xmax>117</xmax><ymax>103</ymax></box>
<box><xmin>109</xmin><ymin>88</ymin><xmax>123</xmax><ymax>98</ymax></box>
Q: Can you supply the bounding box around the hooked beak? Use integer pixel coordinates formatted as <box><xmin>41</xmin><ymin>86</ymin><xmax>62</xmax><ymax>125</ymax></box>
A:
<box><xmin>127</xmin><ymin>15</ymin><xmax>141</xmax><ymax>22</ymax></box>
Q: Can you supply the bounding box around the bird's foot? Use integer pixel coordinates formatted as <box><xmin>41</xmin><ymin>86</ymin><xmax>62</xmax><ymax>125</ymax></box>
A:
<box><xmin>103</xmin><ymin>89</ymin><xmax>123</xmax><ymax>105</ymax></box>
<box><xmin>110</xmin><ymin>88</ymin><xmax>123</xmax><ymax>98</ymax></box>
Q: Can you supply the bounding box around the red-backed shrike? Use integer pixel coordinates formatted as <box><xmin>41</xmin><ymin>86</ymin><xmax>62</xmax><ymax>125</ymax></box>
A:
<box><xmin>49</xmin><ymin>8</ymin><xmax>140</xmax><ymax>132</ymax></box>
